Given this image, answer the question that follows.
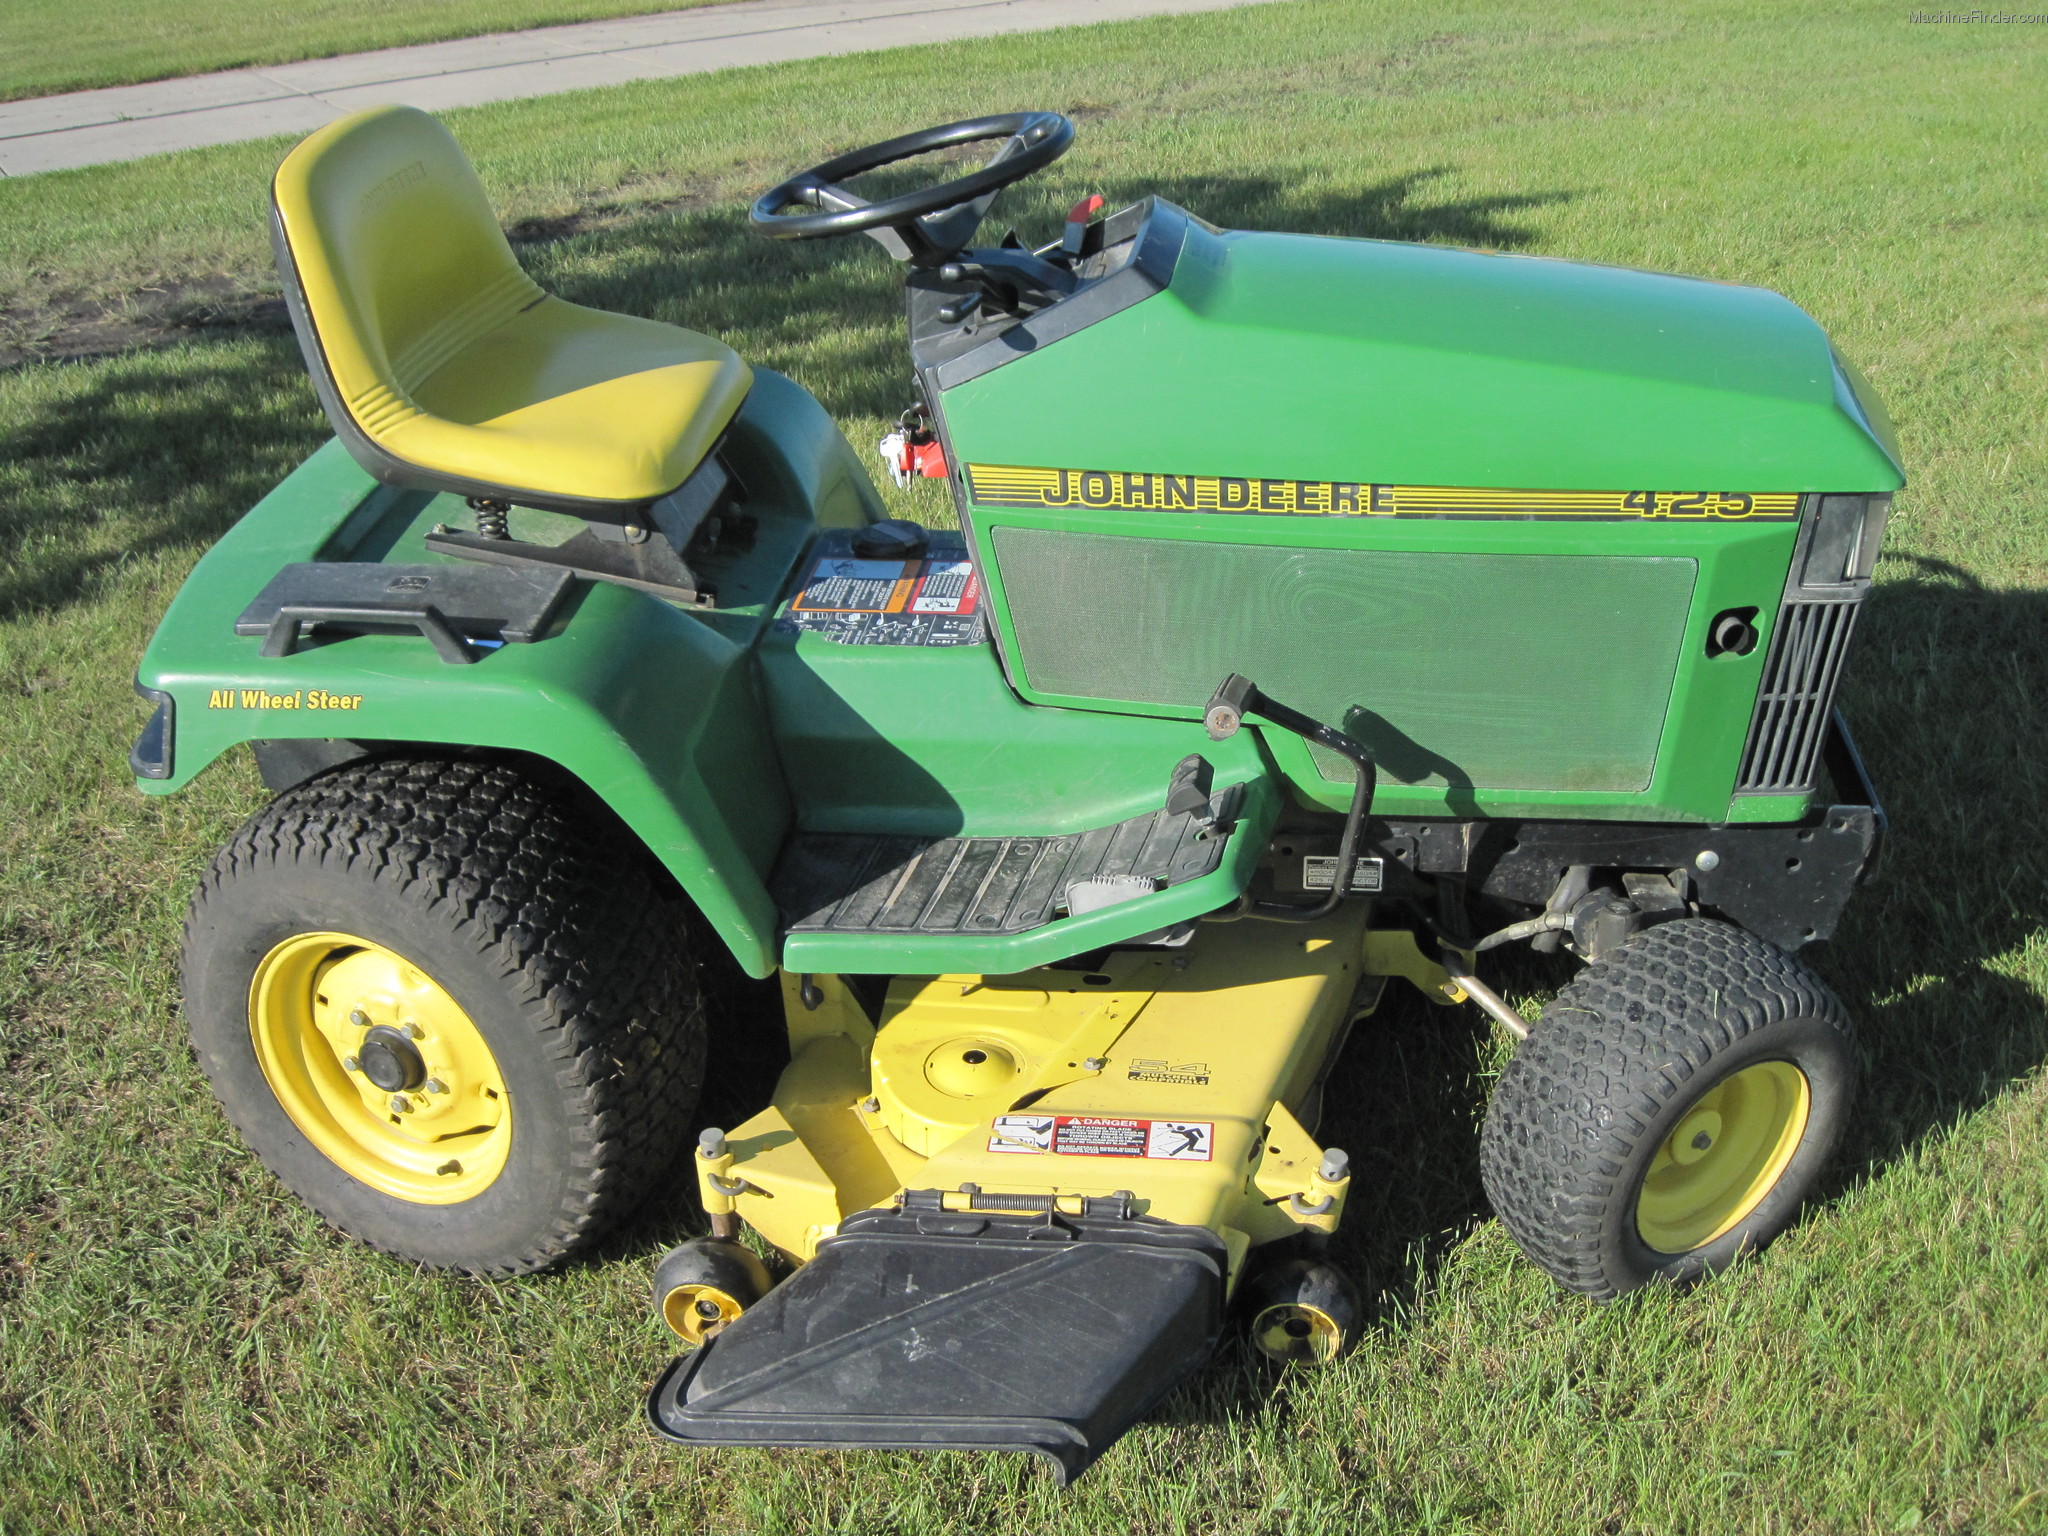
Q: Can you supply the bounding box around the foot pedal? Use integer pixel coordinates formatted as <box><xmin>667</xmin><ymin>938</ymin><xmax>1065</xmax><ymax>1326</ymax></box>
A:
<box><xmin>646</xmin><ymin>1206</ymin><xmax>1227</xmax><ymax>1483</ymax></box>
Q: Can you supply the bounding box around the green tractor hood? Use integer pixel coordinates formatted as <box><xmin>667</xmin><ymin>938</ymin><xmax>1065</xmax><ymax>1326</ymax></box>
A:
<box><xmin>944</xmin><ymin>214</ymin><xmax>1903</xmax><ymax>494</ymax></box>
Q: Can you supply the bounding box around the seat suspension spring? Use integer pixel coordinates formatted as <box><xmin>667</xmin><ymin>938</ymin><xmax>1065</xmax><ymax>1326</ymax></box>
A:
<box><xmin>467</xmin><ymin>498</ymin><xmax>512</xmax><ymax>540</ymax></box>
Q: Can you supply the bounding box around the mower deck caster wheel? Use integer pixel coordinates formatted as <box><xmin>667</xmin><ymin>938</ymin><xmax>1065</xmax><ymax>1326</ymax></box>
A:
<box><xmin>655</xmin><ymin>1237</ymin><xmax>774</xmax><ymax>1346</ymax></box>
<box><xmin>1245</xmin><ymin>1256</ymin><xmax>1361</xmax><ymax>1364</ymax></box>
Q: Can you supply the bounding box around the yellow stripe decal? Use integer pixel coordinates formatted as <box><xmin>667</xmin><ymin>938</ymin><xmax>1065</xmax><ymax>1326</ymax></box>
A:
<box><xmin>964</xmin><ymin>464</ymin><xmax>1801</xmax><ymax>521</ymax></box>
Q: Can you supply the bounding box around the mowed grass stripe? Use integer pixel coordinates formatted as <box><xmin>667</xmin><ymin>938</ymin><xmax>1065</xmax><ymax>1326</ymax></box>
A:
<box><xmin>0</xmin><ymin>2</ymin><xmax>2044</xmax><ymax>1531</ymax></box>
<box><xmin>0</xmin><ymin>0</ymin><xmax>740</xmax><ymax>104</ymax></box>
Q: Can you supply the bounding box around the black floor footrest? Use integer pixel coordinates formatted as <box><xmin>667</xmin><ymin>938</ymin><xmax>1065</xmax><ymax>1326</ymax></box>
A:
<box><xmin>646</xmin><ymin>1207</ymin><xmax>1227</xmax><ymax>1483</ymax></box>
<box><xmin>771</xmin><ymin>789</ymin><xmax>1239</xmax><ymax>937</ymax></box>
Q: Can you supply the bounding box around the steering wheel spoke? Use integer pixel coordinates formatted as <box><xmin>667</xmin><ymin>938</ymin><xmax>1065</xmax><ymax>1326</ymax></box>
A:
<box><xmin>790</xmin><ymin>175</ymin><xmax>870</xmax><ymax>215</ymax></box>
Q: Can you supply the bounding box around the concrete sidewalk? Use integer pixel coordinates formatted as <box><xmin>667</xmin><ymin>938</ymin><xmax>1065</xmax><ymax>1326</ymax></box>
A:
<box><xmin>0</xmin><ymin>0</ymin><xmax>1280</xmax><ymax>177</ymax></box>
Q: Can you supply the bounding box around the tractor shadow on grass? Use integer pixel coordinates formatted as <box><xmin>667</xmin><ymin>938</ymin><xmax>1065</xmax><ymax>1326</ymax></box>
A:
<box><xmin>0</xmin><ymin>342</ymin><xmax>327</xmax><ymax>622</ymax></box>
<box><xmin>1802</xmin><ymin>559</ymin><xmax>2048</xmax><ymax>1186</ymax></box>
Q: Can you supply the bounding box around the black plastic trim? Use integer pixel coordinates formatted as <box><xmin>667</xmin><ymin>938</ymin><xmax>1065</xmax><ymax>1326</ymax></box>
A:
<box><xmin>234</xmin><ymin>560</ymin><xmax>575</xmax><ymax>662</ymax></box>
<box><xmin>1734</xmin><ymin>492</ymin><xmax>1874</xmax><ymax>795</ymax></box>
<box><xmin>646</xmin><ymin>1206</ymin><xmax>1227</xmax><ymax>1484</ymax></box>
<box><xmin>250</xmin><ymin>738</ymin><xmax>374</xmax><ymax>794</ymax></box>
<box><xmin>1262</xmin><ymin>713</ymin><xmax>1882</xmax><ymax>950</ymax></box>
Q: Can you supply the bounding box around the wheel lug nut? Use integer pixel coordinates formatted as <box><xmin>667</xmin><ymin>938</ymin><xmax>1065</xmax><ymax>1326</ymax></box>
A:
<box><xmin>349</xmin><ymin>1010</ymin><xmax>370</xmax><ymax>1027</ymax></box>
<box><xmin>343</xmin><ymin>1056</ymin><xmax>361</xmax><ymax>1072</ymax></box>
<box><xmin>405</xmin><ymin>1022</ymin><xmax>424</xmax><ymax>1040</ymax></box>
<box><xmin>390</xmin><ymin>1095</ymin><xmax>411</xmax><ymax>1114</ymax></box>
<box><xmin>424</xmin><ymin>1078</ymin><xmax>448</xmax><ymax>1095</ymax></box>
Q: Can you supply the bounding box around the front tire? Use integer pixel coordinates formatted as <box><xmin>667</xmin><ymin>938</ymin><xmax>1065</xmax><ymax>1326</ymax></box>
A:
<box><xmin>181</xmin><ymin>757</ymin><xmax>705</xmax><ymax>1275</ymax></box>
<box><xmin>1479</xmin><ymin>918</ymin><xmax>1854</xmax><ymax>1298</ymax></box>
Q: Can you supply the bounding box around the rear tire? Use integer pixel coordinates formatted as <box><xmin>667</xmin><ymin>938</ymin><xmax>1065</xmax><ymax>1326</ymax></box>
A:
<box><xmin>181</xmin><ymin>757</ymin><xmax>705</xmax><ymax>1275</ymax></box>
<box><xmin>1479</xmin><ymin>918</ymin><xmax>1854</xmax><ymax>1298</ymax></box>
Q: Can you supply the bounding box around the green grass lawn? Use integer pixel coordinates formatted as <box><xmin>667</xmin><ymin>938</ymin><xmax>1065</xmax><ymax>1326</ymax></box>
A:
<box><xmin>2</xmin><ymin>1</ymin><xmax>2046</xmax><ymax>1530</ymax></box>
<box><xmin>0</xmin><ymin>0</ymin><xmax>737</xmax><ymax>103</ymax></box>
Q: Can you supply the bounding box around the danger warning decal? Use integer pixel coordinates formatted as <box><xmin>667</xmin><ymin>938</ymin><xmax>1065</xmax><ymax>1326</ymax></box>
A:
<box><xmin>773</xmin><ymin>529</ymin><xmax>984</xmax><ymax>646</ymax></box>
<box><xmin>988</xmin><ymin>1114</ymin><xmax>1214</xmax><ymax>1161</ymax></box>
<box><xmin>964</xmin><ymin>464</ymin><xmax>1800</xmax><ymax>522</ymax></box>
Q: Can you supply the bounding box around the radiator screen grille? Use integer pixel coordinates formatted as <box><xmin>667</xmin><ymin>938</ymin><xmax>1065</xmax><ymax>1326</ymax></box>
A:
<box><xmin>1736</xmin><ymin>599</ymin><xmax>1861</xmax><ymax>793</ymax></box>
<box><xmin>990</xmin><ymin>527</ymin><xmax>1698</xmax><ymax>793</ymax></box>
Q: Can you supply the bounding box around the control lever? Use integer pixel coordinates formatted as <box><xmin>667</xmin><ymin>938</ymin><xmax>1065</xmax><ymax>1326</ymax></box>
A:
<box><xmin>1203</xmin><ymin>673</ymin><xmax>1378</xmax><ymax>923</ymax></box>
<box><xmin>1165</xmin><ymin>753</ymin><xmax>1215</xmax><ymax>821</ymax></box>
<box><xmin>934</xmin><ymin>248</ymin><xmax>1077</xmax><ymax>323</ymax></box>
<box><xmin>1165</xmin><ymin>752</ymin><xmax>1238</xmax><ymax>836</ymax></box>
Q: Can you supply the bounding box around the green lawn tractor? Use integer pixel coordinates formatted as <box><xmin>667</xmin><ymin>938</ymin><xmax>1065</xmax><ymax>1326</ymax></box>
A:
<box><xmin>133</xmin><ymin>105</ymin><xmax>1900</xmax><ymax>1482</ymax></box>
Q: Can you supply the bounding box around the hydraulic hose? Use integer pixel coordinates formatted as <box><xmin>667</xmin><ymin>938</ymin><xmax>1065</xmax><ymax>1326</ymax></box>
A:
<box><xmin>1471</xmin><ymin>911</ymin><xmax>1573</xmax><ymax>952</ymax></box>
<box><xmin>1201</xmin><ymin>674</ymin><xmax>1377</xmax><ymax>924</ymax></box>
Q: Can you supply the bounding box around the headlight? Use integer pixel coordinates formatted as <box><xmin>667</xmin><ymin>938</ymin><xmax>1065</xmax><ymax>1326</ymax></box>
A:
<box><xmin>1802</xmin><ymin>493</ymin><xmax>1891</xmax><ymax>587</ymax></box>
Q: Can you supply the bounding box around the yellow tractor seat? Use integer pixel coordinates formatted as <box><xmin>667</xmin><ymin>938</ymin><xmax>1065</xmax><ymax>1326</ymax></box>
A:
<box><xmin>271</xmin><ymin>104</ymin><xmax>751</xmax><ymax>516</ymax></box>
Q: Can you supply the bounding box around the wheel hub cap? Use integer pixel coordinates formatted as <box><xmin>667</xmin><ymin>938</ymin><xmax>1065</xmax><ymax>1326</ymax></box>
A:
<box><xmin>664</xmin><ymin>1284</ymin><xmax>745</xmax><ymax>1345</ymax></box>
<box><xmin>1635</xmin><ymin>1060</ymin><xmax>1810</xmax><ymax>1254</ymax></box>
<box><xmin>357</xmin><ymin>1026</ymin><xmax>427</xmax><ymax>1093</ymax></box>
<box><xmin>1251</xmin><ymin>1303</ymin><xmax>1344</xmax><ymax>1364</ymax></box>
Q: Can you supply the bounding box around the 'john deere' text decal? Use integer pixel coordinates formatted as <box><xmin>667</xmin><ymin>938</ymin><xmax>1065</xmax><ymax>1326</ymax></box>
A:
<box><xmin>963</xmin><ymin>464</ymin><xmax>1800</xmax><ymax>521</ymax></box>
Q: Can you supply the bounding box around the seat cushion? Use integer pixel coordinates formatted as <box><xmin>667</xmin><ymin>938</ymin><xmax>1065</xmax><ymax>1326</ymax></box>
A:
<box><xmin>387</xmin><ymin>296</ymin><xmax>753</xmax><ymax>504</ymax></box>
<box><xmin>273</xmin><ymin>105</ymin><xmax>750</xmax><ymax>508</ymax></box>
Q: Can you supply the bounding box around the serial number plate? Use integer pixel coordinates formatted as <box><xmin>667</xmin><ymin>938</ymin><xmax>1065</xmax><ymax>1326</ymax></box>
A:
<box><xmin>1300</xmin><ymin>856</ymin><xmax>1385</xmax><ymax>893</ymax></box>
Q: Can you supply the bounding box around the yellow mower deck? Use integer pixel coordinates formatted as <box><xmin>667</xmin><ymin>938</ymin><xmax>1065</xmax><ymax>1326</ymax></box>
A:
<box><xmin>650</xmin><ymin>914</ymin><xmax>1467</xmax><ymax>1480</ymax></box>
<box><xmin>707</xmin><ymin>910</ymin><xmax>1469</xmax><ymax>1272</ymax></box>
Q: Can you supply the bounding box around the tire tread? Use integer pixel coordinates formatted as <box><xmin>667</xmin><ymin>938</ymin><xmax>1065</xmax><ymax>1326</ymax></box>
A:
<box><xmin>1479</xmin><ymin>918</ymin><xmax>1852</xmax><ymax>1298</ymax></box>
<box><xmin>183</xmin><ymin>757</ymin><xmax>704</xmax><ymax>1276</ymax></box>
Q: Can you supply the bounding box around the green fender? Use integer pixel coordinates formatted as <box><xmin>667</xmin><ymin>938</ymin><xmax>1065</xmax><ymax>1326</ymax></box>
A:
<box><xmin>134</xmin><ymin>370</ymin><xmax>882</xmax><ymax>979</ymax></box>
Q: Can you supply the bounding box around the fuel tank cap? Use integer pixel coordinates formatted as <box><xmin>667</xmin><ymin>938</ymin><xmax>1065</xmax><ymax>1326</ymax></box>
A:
<box><xmin>850</xmin><ymin>519</ymin><xmax>930</xmax><ymax>559</ymax></box>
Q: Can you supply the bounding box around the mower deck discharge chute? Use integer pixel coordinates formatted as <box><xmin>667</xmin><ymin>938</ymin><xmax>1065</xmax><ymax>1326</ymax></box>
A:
<box><xmin>649</xmin><ymin>1205</ymin><xmax>1230</xmax><ymax>1482</ymax></box>
<box><xmin>135</xmin><ymin>105</ymin><xmax>1900</xmax><ymax>1481</ymax></box>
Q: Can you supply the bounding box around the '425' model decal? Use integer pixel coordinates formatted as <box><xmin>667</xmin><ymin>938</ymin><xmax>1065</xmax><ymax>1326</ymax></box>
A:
<box><xmin>963</xmin><ymin>464</ymin><xmax>1800</xmax><ymax>520</ymax></box>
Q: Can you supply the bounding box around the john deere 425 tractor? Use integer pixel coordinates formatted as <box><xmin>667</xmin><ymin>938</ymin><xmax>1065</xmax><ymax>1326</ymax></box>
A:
<box><xmin>133</xmin><ymin>107</ymin><xmax>1898</xmax><ymax>1481</ymax></box>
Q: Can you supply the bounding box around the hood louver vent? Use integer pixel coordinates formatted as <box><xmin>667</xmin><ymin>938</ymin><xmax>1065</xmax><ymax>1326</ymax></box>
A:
<box><xmin>1736</xmin><ymin>490</ymin><xmax>1888</xmax><ymax>799</ymax></box>
<box><xmin>1736</xmin><ymin>599</ymin><xmax>1862</xmax><ymax>794</ymax></box>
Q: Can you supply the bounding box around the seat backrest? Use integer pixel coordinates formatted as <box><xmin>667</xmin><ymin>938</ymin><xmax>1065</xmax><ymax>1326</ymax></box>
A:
<box><xmin>271</xmin><ymin>105</ymin><xmax>544</xmax><ymax>442</ymax></box>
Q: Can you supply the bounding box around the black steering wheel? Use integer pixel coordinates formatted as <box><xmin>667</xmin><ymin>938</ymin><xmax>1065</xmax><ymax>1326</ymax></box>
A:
<box><xmin>750</xmin><ymin>112</ymin><xmax>1074</xmax><ymax>261</ymax></box>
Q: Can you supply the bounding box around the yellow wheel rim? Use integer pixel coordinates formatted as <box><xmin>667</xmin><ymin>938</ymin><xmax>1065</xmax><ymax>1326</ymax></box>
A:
<box><xmin>662</xmin><ymin>1283</ymin><xmax>745</xmax><ymax>1346</ymax></box>
<box><xmin>248</xmin><ymin>932</ymin><xmax>512</xmax><ymax>1204</ymax></box>
<box><xmin>1251</xmin><ymin>1303</ymin><xmax>1344</xmax><ymax>1364</ymax></box>
<box><xmin>1635</xmin><ymin>1060</ymin><xmax>1810</xmax><ymax>1254</ymax></box>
